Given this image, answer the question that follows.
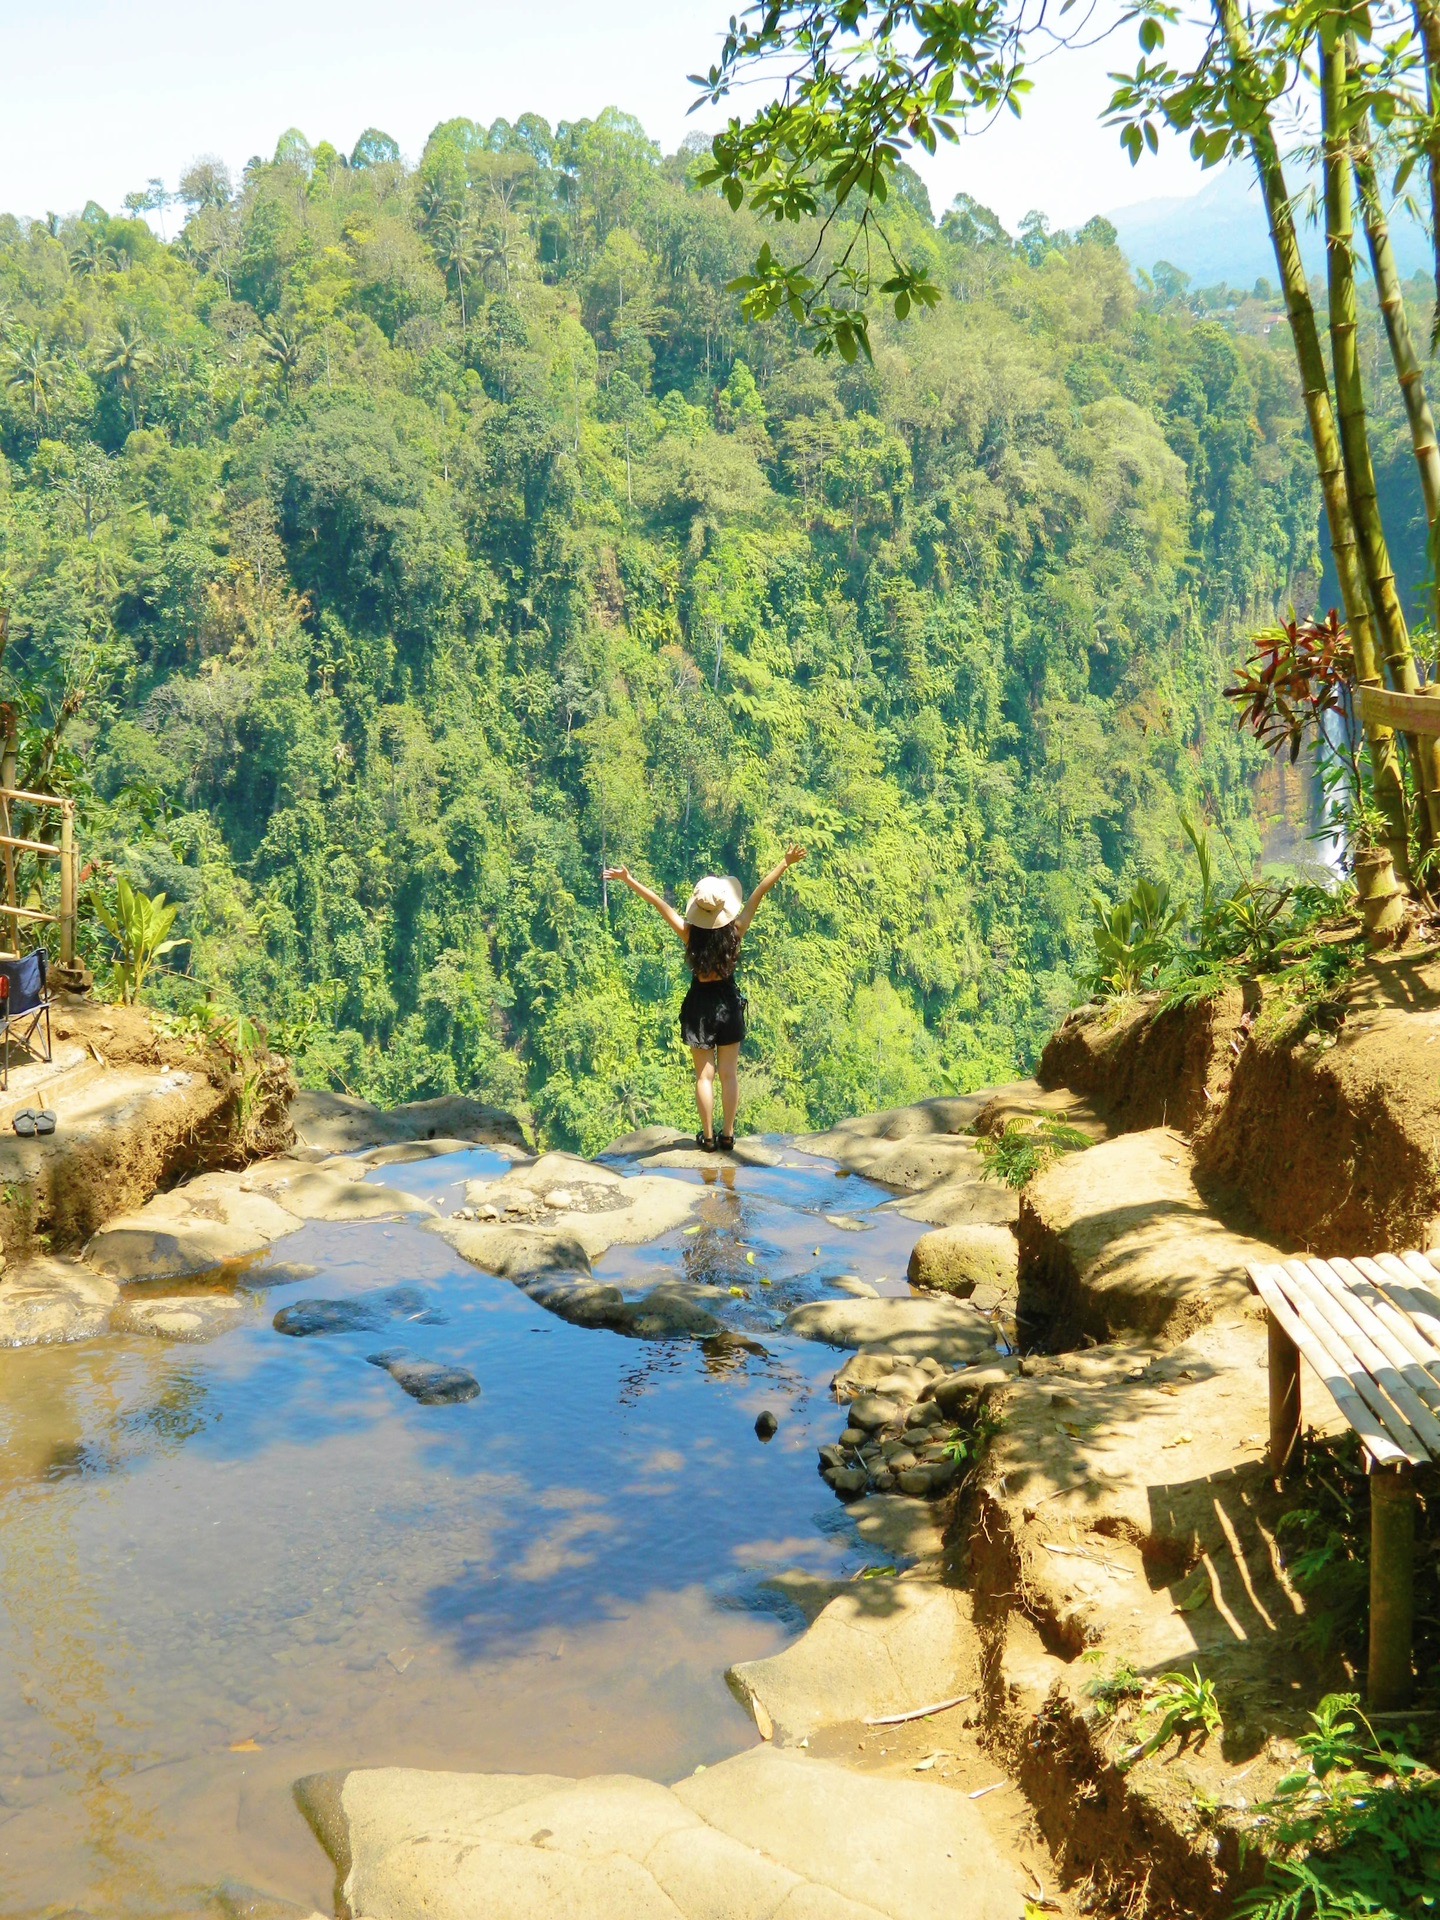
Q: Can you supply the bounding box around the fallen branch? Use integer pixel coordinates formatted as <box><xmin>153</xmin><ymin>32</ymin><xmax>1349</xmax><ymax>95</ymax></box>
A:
<box><xmin>863</xmin><ymin>1691</ymin><xmax>973</xmax><ymax>1727</ymax></box>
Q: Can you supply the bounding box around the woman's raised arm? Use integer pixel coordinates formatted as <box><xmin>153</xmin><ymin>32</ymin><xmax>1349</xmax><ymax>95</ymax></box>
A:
<box><xmin>603</xmin><ymin>866</ymin><xmax>687</xmax><ymax>937</ymax></box>
<box><xmin>735</xmin><ymin>846</ymin><xmax>806</xmax><ymax>933</ymax></box>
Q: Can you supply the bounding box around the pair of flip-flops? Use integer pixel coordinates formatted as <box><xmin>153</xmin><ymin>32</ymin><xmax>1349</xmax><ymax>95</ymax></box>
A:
<box><xmin>12</xmin><ymin>1109</ymin><xmax>56</xmax><ymax>1138</ymax></box>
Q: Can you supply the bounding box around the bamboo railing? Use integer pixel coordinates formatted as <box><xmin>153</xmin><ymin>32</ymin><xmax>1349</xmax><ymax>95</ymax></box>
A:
<box><xmin>0</xmin><ymin>720</ymin><xmax>77</xmax><ymax>969</ymax></box>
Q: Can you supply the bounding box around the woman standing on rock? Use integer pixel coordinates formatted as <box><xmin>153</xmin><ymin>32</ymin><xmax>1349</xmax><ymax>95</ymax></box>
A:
<box><xmin>602</xmin><ymin>849</ymin><xmax>806</xmax><ymax>1151</ymax></box>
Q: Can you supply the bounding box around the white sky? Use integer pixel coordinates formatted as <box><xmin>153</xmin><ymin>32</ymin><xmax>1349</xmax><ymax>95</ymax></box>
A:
<box><xmin>5</xmin><ymin>0</ymin><xmax>1210</xmax><ymax>233</ymax></box>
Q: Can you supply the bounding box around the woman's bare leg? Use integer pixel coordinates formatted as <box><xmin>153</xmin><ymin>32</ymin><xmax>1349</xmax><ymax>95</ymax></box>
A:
<box><xmin>690</xmin><ymin>1046</ymin><xmax>717</xmax><ymax>1139</ymax></box>
<box><xmin>717</xmin><ymin>1043</ymin><xmax>741</xmax><ymax>1138</ymax></box>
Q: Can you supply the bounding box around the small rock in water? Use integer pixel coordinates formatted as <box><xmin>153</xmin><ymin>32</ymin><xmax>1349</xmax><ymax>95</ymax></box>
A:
<box><xmin>366</xmin><ymin>1349</ymin><xmax>481</xmax><ymax>1404</ymax></box>
<box><xmin>275</xmin><ymin>1297</ymin><xmax>386</xmax><ymax>1337</ymax></box>
<box><xmin>754</xmin><ymin>1409</ymin><xmax>778</xmax><ymax>1441</ymax></box>
<box><xmin>273</xmin><ymin>1286</ymin><xmax>442</xmax><ymax>1338</ymax></box>
<box><xmin>839</xmin><ymin>1426</ymin><xmax>866</xmax><ymax>1448</ymax></box>
<box><xmin>701</xmin><ymin>1332</ymin><xmax>770</xmax><ymax>1362</ymax></box>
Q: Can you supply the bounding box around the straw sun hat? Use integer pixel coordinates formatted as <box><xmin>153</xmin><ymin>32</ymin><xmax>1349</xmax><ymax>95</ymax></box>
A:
<box><xmin>683</xmin><ymin>876</ymin><xmax>744</xmax><ymax>929</ymax></box>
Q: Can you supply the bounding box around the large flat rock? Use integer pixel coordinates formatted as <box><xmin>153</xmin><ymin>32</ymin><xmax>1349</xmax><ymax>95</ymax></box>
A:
<box><xmin>0</xmin><ymin>1256</ymin><xmax>118</xmax><ymax>1346</ymax></box>
<box><xmin>1018</xmin><ymin>1127</ymin><xmax>1279</xmax><ymax>1348</ymax></box>
<box><xmin>728</xmin><ymin>1581</ymin><xmax>979</xmax><ymax>1743</ymax></box>
<box><xmin>295</xmin><ymin>1745</ymin><xmax>1021</xmax><ymax>1920</ymax></box>
<box><xmin>459</xmin><ymin>1153</ymin><xmax>698</xmax><ymax>1257</ymax></box>
<box><xmin>85</xmin><ymin>1158</ymin><xmax>438</xmax><ymax>1284</ymax></box>
<box><xmin>291</xmin><ymin>1090</ymin><xmax>528</xmax><ymax>1155</ymax></box>
<box><xmin>784</xmin><ymin>1297</ymin><xmax>1000</xmax><ymax>1367</ymax></box>
<box><xmin>602</xmin><ymin>1125</ymin><xmax>794</xmax><ymax>1170</ymax></box>
<box><xmin>84</xmin><ymin>1175</ymin><xmax>303</xmax><ymax>1282</ymax></box>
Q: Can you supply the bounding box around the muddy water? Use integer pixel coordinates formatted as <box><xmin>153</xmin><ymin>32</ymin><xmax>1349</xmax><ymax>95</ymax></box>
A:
<box><xmin>0</xmin><ymin>1145</ymin><xmax>936</xmax><ymax>1918</ymax></box>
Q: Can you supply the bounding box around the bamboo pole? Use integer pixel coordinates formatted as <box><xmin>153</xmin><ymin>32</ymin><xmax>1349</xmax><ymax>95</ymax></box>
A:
<box><xmin>1352</xmin><ymin>111</ymin><xmax>1440</xmax><ymax>640</ymax></box>
<box><xmin>59</xmin><ymin>803</ymin><xmax>74</xmax><ymax>969</ymax></box>
<box><xmin>0</xmin><ymin>712</ymin><xmax>16</xmax><ymax>924</ymax></box>
<box><xmin>1323</xmin><ymin>38</ymin><xmax>1440</xmax><ymax>848</ymax></box>
<box><xmin>1216</xmin><ymin>0</ymin><xmax>1409</xmax><ymax>876</ymax></box>
<box><xmin>1415</xmin><ymin>0</ymin><xmax>1440</xmax><ymax>345</ymax></box>
<box><xmin>1368</xmin><ymin>1465</ymin><xmax>1416</xmax><ymax>1710</ymax></box>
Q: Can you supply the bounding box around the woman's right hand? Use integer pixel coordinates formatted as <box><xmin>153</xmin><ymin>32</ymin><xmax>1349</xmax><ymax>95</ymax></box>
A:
<box><xmin>784</xmin><ymin>845</ymin><xmax>807</xmax><ymax>867</ymax></box>
<box><xmin>603</xmin><ymin>866</ymin><xmax>630</xmax><ymax>884</ymax></box>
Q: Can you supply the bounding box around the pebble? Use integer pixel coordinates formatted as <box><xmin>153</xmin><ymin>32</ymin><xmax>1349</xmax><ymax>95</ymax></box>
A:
<box><xmin>754</xmin><ymin>1410</ymin><xmax>778</xmax><ymax>1441</ymax></box>
<box><xmin>905</xmin><ymin>1401</ymin><xmax>944</xmax><ymax>1429</ymax></box>
<box><xmin>839</xmin><ymin>1427</ymin><xmax>866</xmax><ymax>1448</ymax></box>
<box><xmin>884</xmin><ymin>1448</ymin><xmax>919</xmax><ymax>1474</ymax></box>
<box><xmin>545</xmin><ymin>1189</ymin><xmax>576</xmax><ymax>1209</ymax></box>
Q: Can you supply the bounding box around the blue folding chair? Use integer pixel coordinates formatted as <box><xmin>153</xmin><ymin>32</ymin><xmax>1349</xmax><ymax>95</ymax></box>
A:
<box><xmin>0</xmin><ymin>950</ymin><xmax>52</xmax><ymax>1089</ymax></box>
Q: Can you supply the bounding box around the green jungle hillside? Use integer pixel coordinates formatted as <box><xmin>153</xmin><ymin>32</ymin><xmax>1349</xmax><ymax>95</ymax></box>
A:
<box><xmin>0</xmin><ymin>115</ymin><xmax>1324</xmax><ymax>1150</ymax></box>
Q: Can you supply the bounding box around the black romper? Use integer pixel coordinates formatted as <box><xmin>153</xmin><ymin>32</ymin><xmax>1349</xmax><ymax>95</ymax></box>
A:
<box><xmin>679</xmin><ymin>970</ymin><xmax>748</xmax><ymax>1049</ymax></box>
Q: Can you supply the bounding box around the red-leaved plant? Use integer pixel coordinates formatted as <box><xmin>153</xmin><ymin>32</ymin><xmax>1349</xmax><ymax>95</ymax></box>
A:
<box><xmin>1224</xmin><ymin>610</ymin><xmax>1353</xmax><ymax>764</ymax></box>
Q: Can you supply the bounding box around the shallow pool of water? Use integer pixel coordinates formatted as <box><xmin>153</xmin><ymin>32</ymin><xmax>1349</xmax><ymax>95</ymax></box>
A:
<box><xmin>0</xmin><ymin>1143</ymin><xmax>933</xmax><ymax>1916</ymax></box>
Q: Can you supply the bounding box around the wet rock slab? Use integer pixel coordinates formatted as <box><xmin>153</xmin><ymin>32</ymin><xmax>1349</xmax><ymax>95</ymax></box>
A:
<box><xmin>0</xmin><ymin>1256</ymin><xmax>118</xmax><ymax>1347</ymax></box>
<box><xmin>112</xmin><ymin>1291</ymin><xmax>253</xmax><ymax>1342</ymax></box>
<box><xmin>295</xmin><ymin>1744</ymin><xmax>1022</xmax><ymax>1920</ymax></box>
<box><xmin>367</xmin><ymin>1349</ymin><xmax>480</xmax><ymax>1404</ymax></box>
<box><xmin>521</xmin><ymin>1273</ymin><xmax>723</xmax><ymax>1340</ymax></box>
<box><xmin>273</xmin><ymin>1286</ymin><xmax>443</xmax><ymax>1338</ymax></box>
<box><xmin>444</xmin><ymin>1152</ymin><xmax>699</xmax><ymax>1264</ymax></box>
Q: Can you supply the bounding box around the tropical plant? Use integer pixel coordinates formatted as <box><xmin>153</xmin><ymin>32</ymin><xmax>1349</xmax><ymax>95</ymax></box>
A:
<box><xmin>1236</xmin><ymin>1694</ymin><xmax>1440</xmax><ymax>1920</ymax></box>
<box><xmin>974</xmin><ymin>1117</ymin><xmax>1093</xmax><ymax>1189</ymax></box>
<box><xmin>1118</xmin><ymin>1665</ymin><xmax>1222</xmax><ymax>1771</ymax></box>
<box><xmin>1087</xmin><ymin>876</ymin><xmax>1184</xmax><ymax>994</ymax></box>
<box><xmin>93</xmin><ymin>875</ymin><xmax>181</xmax><ymax>1003</ymax></box>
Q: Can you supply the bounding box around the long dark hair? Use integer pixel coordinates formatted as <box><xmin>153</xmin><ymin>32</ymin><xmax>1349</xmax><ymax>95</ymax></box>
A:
<box><xmin>685</xmin><ymin>921</ymin><xmax>742</xmax><ymax>979</ymax></box>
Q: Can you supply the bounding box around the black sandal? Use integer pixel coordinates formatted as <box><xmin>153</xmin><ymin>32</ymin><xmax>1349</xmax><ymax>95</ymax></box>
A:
<box><xmin>717</xmin><ymin>1133</ymin><xmax>735</xmax><ymax>1152</ymax></box>
<box><xmin>695</xmin><ymin>1132</ymin><xmax>717</xmax><ymax>1152</ymax></box>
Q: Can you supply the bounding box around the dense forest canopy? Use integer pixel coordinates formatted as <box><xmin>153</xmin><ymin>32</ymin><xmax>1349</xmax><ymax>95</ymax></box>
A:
<box><xmin>0</xmin><ymin>112</ymin><xmax>1328</xmax><ymax>1148</ymax></box>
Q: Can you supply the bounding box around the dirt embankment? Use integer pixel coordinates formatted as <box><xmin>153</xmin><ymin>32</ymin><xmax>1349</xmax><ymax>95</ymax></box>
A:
<box><xmin>0</xmin><ymin>998</ymin><xmax>294</xmax><ymax>1263</ymax></box>
<box><xmin>1040</xmin><ymin>990</ymin><xmax>1249</xmax><ymax>1138</ymax></box>
<box><xmin>1039</xmin><ymin>949</ymin><xmax>1440</xmax><ymax>1252</ymax></box>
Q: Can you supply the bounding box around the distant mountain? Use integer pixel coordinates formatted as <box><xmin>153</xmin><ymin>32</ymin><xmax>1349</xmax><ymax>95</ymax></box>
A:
<box><xmin>1105</xmin><ymin>162</ymin><xmax>1432</xmax><ymax>291</ymax></box>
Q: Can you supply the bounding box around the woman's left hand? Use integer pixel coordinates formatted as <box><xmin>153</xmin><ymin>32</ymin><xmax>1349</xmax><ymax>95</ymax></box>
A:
<box><xmin>603</xmin><ymin>865</ymin><xmax>630</xmax><ymax>883</ymax></box>
<box><xmin>784</xmin><ymin>845</ymin><xmax>807</xmax><ymax>867</ymax></box>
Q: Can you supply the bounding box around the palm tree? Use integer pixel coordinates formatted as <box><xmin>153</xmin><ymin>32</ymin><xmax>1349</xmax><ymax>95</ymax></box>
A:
<box><xmin>259</xmin><ymin>320</ymin><xmax>303</xmax><ymax>391</ymax></box>
<box><xmin>99</xmin><ymin>317</ymin><xmax>154</xmax><ymax>430</ymax></box>
<box><xmin>69</xmin><ymin>232</ymin><xmax>122</xmax><ymax>278</ymax></box>
<box><xmin>432</xmin><ymin>215</ymin><xmax>481</xmax><ymax>326</ymax></box>
<box><xmin>5</xmin><ymin>330</ymin><xmax>60</xmax><ymax>422</ymax></box>
<box><xmin>477</xmin><ymin>221</ymin><xmax>519</xmax><ymax>295</ymax></box>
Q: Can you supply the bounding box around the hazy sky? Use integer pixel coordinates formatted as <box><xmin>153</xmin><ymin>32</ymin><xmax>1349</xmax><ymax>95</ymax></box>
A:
<box><xmin>5</xmin><ymin>0</ymin><xmax>1212</xmax><ymax>232</ymax></box>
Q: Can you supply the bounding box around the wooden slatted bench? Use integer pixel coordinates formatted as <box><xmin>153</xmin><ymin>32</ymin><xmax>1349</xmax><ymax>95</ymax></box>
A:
<box><xmin>1247</xmin><ymin>1254</ymin><xmax>1440</xmax><ymax>1709</ymax></box>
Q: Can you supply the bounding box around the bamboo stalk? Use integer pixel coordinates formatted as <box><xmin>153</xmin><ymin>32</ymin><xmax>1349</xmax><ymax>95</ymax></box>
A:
<box><xmin>1352</xmin><ymin>106</ymin><xmax>1440</xmax><ymax>641</ymax></box>
<box><xmin>1323</xmin><ymin>39</ymin><xmax>1440</xmax><ymax>848</ymax></box>
<box><xmin>1415</xmin><ymin>0</ymin><xmax>1440</xmax><ymax>345</ymax></box>
<box><xmin>1217</xmin><ymin>0</ymin><xmax>1409</xmax><ymax>875</ymax></box>
<box><xmin>59</xmin><ymin>804</ymin><xmax>74</xmax><ymax>969</ymax></box>
<box><xmin>0</xmin><ymin>716</ymin><xmax>16</xmax><ymax>922</ymax></box>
